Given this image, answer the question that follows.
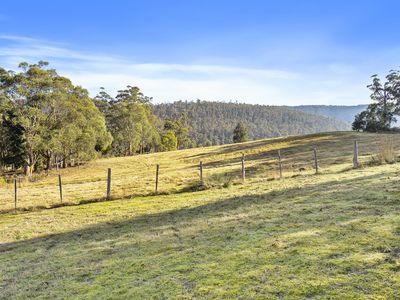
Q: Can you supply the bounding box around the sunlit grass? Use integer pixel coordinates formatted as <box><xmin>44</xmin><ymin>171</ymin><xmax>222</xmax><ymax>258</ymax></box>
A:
<box><xmin>1</xmin><ymin>131</ymin><xmax>399</xmax><ymax>212</ymax></box>
<box><xmin>1</xmin><ymin>131</ymin><xmax>400</xmax><ymax>298</ymax></box>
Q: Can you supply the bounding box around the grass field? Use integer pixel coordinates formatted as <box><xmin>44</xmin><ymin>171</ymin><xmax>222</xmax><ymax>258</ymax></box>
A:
<box><xmin>1</xmin><ymin>131</ymin><xmax>399</xmax><ymax>213</ymax></box>
<box><xmin>1</xmin><ymin>132</ymin><xmax>400</xmax><ymax>299</ymax></box>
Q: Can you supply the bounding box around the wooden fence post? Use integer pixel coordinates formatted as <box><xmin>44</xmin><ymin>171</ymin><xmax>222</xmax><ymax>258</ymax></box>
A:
<box><xmin>353</xmin><ymin>140</ymin><xmax>359</xmax><ymax>168</ymax></box>
<box><xmin>14</xmin><ymin>178</ymin><xmax>17</xmax><ymax>212</ymax></box>
<box><xmin>106</xmin><ymin>168</ymin><xmax>112</xmax><ymax>200</ymax></box>
<box><xmin>241</xmin><ymin>153</ymin><xmax>245</xmax><ymax>182</ymax></box>
<box><xmin>155</xmin><ymin>164</ymin><xmax>159</xmax><ymax>194</ymax></box>
<box><xmin>58</xmin><ymin>174</ymin><xmax>63</xmax><ymax>203</ymax></box>
<box><xmin>199</xmin><ymin>161</ymin><xmax>203</xmax><ymax>186</ymax></box>
<box><xmin>278</xmin><ymin>150</ymin><xmax>283</xmax><ymax>179</ymax></box>
<box><xmin>313</xmin><ymin>147</ymin><xmax>319</xmax><ymax>174</ymax></box>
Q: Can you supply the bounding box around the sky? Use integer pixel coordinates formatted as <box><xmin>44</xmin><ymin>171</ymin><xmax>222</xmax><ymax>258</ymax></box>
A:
<box><xmin>0</xmin><ymin>0</ymin><xmax>400</xmax><ymax>105</ymax></box>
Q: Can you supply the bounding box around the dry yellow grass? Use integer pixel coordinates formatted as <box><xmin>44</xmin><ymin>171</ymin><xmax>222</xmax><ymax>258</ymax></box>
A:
<box><xmin>1</xmin><ymin>131</ymin><xmax>399</xmax><ymax>212</ymax></box>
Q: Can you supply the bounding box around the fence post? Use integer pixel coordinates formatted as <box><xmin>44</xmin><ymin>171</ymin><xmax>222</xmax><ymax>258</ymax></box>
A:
<box><xmin>353</xmin><ymin>140</ymin><xmax>359</xmax><ymax>168</ymax></box>
<box><xmin>241</xmin><ymin>153</ymin><xmax>245</xmax><ymax>182</ymax></box>
<box><xmin>199</xmin><ymin>161</ymin><xmax>203</xmax><ymax>186</ymax></box>
<box><xmin>278</xmin><ymin>150</ymin><xmax>283</xmax><ymax>179</ymax></box>
<box><xmin>155</xmin><ymin>164</ymin><xmax>159</xmax><ymax>194</ymax></box>
<box><xmin>106</xmin><ymin>168</ymin><xmax>112</xmax><ymax>200</ymax></box>
<box><xmin>58</xmin><ymin>174</ymin><xmax>63</xmax><ymax>203</ymax></box>
<box><xmin>14</xmin><ymin>178</ymin><xmax>17</xmax><ymax>212</ymax></box>
<box><xmin>313</xmin><ymin>147</ymin><xmax>319</xmax><ymax>174</ymax></box>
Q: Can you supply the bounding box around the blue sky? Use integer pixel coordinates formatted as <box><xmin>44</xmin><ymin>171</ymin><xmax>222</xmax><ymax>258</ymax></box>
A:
<box><xmin>1</xmin><ymin>0</ymin><xmax>400</xmax><ymax>105</ymax></box>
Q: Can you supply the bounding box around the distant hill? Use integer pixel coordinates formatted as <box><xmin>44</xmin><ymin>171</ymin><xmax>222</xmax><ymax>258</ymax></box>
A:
<box><xmin>153</xmin><ymin>101</ymin><xmax>350</xmax><ymax>146</ymax></box>
<box><xmin>292</xmin><ymin>105</ymin><xmax>368</xmax><ymax>124</ymax></box>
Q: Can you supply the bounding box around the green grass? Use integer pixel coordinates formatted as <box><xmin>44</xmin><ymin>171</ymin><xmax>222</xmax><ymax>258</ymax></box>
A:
<box><xmin>1</xmin><ymin>132</ymin><xmax>400</xmax><ymax>299</ymax></box>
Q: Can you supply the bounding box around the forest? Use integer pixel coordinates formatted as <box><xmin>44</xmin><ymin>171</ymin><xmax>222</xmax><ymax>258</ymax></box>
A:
<box><xmin>154</xmin><ymin>101</ymin><xmax>349</xmax><ymax>147</ymax></box>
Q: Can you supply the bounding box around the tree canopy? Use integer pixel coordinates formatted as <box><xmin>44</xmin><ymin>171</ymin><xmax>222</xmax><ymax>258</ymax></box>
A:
<box><xmin>233</xmin><ymin>121</ymin><xmax>248</xmax><ymax>143</ymax></box>
<box><xmin>352</xmin><ymin>70</ymin><xmax>400</xmax><ymax>132</ymax></box>
<box><xmin>0</xmin><ymin>62</ymin><xmax>111</xmax><ymax>175</ymax></box>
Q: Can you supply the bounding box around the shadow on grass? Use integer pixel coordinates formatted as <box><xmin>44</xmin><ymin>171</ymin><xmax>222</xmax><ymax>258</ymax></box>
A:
<box><xmin>0</xmin><ymin>171</ymin><xmax>395</xmax><ymax>252</ymax></box>
<box><xmin>1</xmin><ymin>169</ymin><xmax>400</xmax><ymax>298</ymax></box>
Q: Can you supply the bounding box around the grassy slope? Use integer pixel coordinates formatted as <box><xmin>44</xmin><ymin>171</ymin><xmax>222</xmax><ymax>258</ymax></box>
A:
<box><xmin>1</xmin><ymin>131</ymin><xmax>400</xmax><ymax>212</ymax></box>
<box><xmin>1</xmin><ymin>132</ymin><xmax>400</xmax><ymax>299</ymax></box>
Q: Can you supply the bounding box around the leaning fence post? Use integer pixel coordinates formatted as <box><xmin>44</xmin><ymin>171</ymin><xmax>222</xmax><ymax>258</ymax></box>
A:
<box><xmin>155</xmin><ymin>164</ymin><xmax>159</xmax><ymax>194</ymax></box>
<box><xmin>353</xmin><ymin>140</ymin><xmax>359</xmax><ymax>168</ymax></box>
<box><xmin>199</xmin><ymin>161</ymin><xmax>203</xmax><ymax>186</ymax></box>
<box><xmin>14</xmin><ymin>177</ymin><xmax>17</xmax><ymax>212</ymax></box>
<box><xmin>106</xmin><ymin>168</ymin><xmax>112</xmax><ymax>200</ymax></box>
<box><xmin>241</xmin><ymin>153</ymin><xmax>245</xmax><ymax>182</ymax></box>
<box><xmin>313</xmin><ymin>147</ymin><xmax>319</xmax><ymax>174</ymax></box>
<box><xmin>278</xmin><ymin>150</ymin><xmax>283</xmax><ymax>179</ymax></box>
<box><xmin>58</xmin><ymin>174</ymin><xmax>63</xmax><ymax>203</ymax></box>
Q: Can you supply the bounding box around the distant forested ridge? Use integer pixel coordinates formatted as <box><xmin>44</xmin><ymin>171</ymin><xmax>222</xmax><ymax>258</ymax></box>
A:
<box><xmin>292</xmin><ymin>105</ymin><xmax>367</xmax><ymax>123</ymax></box>
<box><xmin>153</xmin><ymin>101</ymin><xmax>350</xmax><ymax>147</ymax></box>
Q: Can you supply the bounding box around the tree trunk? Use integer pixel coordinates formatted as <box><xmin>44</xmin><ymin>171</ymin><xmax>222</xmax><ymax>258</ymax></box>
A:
<box><xmin>45</xmin><ymin>150</ymin><xmax>53</xmax><ymax>170</ymax></box>
<box><xmin>24</xmin><ymin>152</ymin><xmax>36</xmax><ymax>177</ymax></box>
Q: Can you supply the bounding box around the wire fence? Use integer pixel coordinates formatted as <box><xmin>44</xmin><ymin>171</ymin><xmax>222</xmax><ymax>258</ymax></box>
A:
<box><xmin>0</xmin><ymin>136</ymin><xmax>397</xmax><ymax>214</ymax></box>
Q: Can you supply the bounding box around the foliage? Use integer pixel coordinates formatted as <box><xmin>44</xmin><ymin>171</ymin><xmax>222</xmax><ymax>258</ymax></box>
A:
<box><xmin>0</xmin><ymin>61</ymin><xmax>111</xmax><ymax>175</ymax></box>
<box><xmin>0</xmin><ymin>108</ymin><xmax>25</xmax><ymax>169</ymax></box>
<box><xmin>353</xmin><ymin>70</ymin><xmax>400</xmax><ymax>132</ymax></box>
<box><xmin>161</xmin><ymin>129</ymin><xmax>178</xmax><ymax>151</ymax></box>
<box><xmin>154</xmin><ymin>100</ymin><xmax>349</xmax><ymax>147</ymax></box>
<box><xmin>233</xmin><ymin>121</ymin><xmax>248</xmax><ymax>143</ymax></box>
<box><xmin>162</xmin><ymin>111</ymin><xmax>191</xmax><ymax>149</ymax></box>
<box><xmin>93</xmin><ymin>86</ymin><xmax>161</xmax><ymax>156</ymax></box>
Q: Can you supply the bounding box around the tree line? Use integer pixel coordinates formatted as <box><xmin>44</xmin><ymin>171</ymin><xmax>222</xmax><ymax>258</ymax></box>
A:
<box><xmin>0</xmin><ymin>62</ymin><xmax>191</xmax><ymax>176</ymax></box>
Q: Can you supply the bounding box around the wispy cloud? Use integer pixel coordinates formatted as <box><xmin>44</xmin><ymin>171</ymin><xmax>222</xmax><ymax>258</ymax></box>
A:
<box><xmin>0</xmin><ymin>35</ymin><xmax>371</xmax><ymax>105</ymax></box>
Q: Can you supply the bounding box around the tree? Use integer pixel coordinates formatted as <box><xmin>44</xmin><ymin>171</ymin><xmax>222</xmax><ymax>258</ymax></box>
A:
<box><xmin>162</xmin><ymin>111</ymin><xmax>191</xmax><ymax>149</ymax></box>
<box><xmin>0</xmin><ymin>61</ymin><xmax>111</xmax><ymax>175</ymax></box>
<box><xmin>0</xmin><ymin>108</ymin><xmax>25</xmax><ymax>169</ymax></box>
<box><xmin>55</xmin><ymin>86</ymin><xmax>112</xmax><ymax>167</ymax></box>
<box><xmin>161</xmin><ymin>130</ymin><xmax>178</xmax><ymax>151</ymax></box>
<box><xmin>176</xmin><ymin>111</ymin><xmax>191</xmax><ymax>149</ymax></box>
<box><xmin>353</xmin><ymin>70</ymin><xmax>400</xmax><ymax>132</ymax></box>
<box><xmin>352</xmin><ymin>112</ymin><xmax>367</xmax><ymax>131</ymax></box>
<box><xmin>94</xmin><ymin>86</ymin><xmax>161</xmax><ymax>156</ymax></box>
<box><xmin>0</xmin><ymin>61</ymin><xmax>61</xmax><ymax>175</ymax></box>
<box><xmin>233</xmin><ymin>121</ymin><xmax>248</xmax><ymax>143</ymax></box>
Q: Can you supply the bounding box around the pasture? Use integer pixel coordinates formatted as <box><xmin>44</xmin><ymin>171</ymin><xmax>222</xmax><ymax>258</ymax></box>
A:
<box><xmin>1</xmin><ymin>132</ymin><xmax>400</xmax><ymax>299</ymax></box>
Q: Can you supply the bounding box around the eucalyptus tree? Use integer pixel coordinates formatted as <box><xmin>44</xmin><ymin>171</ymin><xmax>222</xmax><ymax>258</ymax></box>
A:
<box><xmin>0</xmin><ymin>61</ymin><xmax>111</xmax><ymax>175</ymax></box>
<box><xmin>353</xmin><ymin>70</ymin><xmax>400</xmax><ymax>132</ymax></box>
<box><xmin>94</xmin><ymin>86</ymin><xmax>161</xmax><ymax>156</ymax></box>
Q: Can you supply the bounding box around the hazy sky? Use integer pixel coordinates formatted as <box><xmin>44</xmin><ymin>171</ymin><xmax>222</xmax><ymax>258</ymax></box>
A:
<box><xmin>1</xmin><ymin>0</ymin><xmax>400</xmax><ymax>105</ymax></box>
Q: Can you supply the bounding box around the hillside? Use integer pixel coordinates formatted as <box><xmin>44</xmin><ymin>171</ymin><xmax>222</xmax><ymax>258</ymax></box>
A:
<box><xmin>153</xmin><ymin>101</ymin><xmax>350</xmax><ymax>146</ymax></box>
<box><xmin>1</xmin><ymin>132</ymin><xmax>400</xmax><ymax>298</ymax></box>
<box><xmin>292</xmin><ymin>104</ymin><xmax>368</xmax><ymax>124</ymax></box>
